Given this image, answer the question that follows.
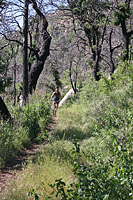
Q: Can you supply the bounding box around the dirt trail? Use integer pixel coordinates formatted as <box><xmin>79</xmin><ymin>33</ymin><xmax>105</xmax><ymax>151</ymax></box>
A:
<box><xmin>0</xmin><ymin>116</ymin><xmax>57</xmax><ymax>196</ymax></box>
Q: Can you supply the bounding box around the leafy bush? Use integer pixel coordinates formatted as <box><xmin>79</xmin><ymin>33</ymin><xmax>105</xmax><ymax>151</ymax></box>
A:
<box><xmin>47</xmin><ymin>63</ymin><xmax>133</xmax><ymax>199</ymax></box>
<box><xmin>1</xmin><ymin>63</ymin><xmax>132</xmax><ymax>199</ymax></box>
<box><xmin>0</xmin><ymin>97</ymin><xmax>51</xmax><ymax>169</ymax></box>
<box><xmin>48</xmin><ymin>139</ymin><xmax>132</xmax><ymax>200</ymax></box>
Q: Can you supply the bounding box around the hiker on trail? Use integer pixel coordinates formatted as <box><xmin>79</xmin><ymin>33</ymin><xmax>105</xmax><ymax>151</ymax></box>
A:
<box><xmin>51</xmin><ymin>87</ymin><xmax>61</xmax><ymax>116</ymax></box>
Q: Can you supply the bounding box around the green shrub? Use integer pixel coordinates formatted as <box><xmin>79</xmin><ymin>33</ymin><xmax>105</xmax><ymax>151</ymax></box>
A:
<box><xmin>0</xmin><ymin>97</ymin><xmax>51</xmax><ymax>169</ymax></box>
<box><xmin>48</xmin><ymin>139</ymin><xmax>132</xmax><ymax>200</ymax></box>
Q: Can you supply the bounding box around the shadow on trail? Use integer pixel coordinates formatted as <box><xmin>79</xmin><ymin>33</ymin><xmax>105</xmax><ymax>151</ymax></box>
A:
<box><xmin>0</xmin><ymin>142</ymin><xmax>43</xmax><ymax>193</ymax></box>
<box><xmin>54</xmin><ymin>127</ymin><xmax>93</xmax><ymax>141</ymax></box>
<box><xmin>35</xmin><ymin>142</ymin><xmax>73</xmax><ymax>163</ymax></box>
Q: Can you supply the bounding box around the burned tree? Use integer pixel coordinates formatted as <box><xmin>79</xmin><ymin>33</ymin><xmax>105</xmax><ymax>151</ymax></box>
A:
<box><xmin>67</xmin><ymin>0</ymin><xmax>111</xmax><ymax>81</ymax></box>
<box><xmin>113</xmin><ymin>0</ymin><xmax>133</xmax><ymax>63</ymax></box>
<box><xmin>0</xmin><ymin>0</ymin><xmax>51</xmax><ymax>97</ymax></box>
<box><xmin>0</xmin><ymin>97</ymin><xmax>12</xmax><ymax>121</ymax></box>
<box><xmin>28</xmin><ymin>0</ymin><xmax>51</xmax><ymax>94</ymax></box>
<box><xmin>109</xmin><ymin>29</ymin><xmax>121</xmax><ymax>76</ymax></box>
<box><xmin>23</xmin><ymin>0</ymin><xmax>29</xmax><ymax>103</ymax></box>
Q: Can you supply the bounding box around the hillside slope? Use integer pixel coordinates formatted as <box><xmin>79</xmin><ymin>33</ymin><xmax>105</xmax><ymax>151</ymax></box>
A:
<box><xmin>1</xmin><ymin>64</ymin><xmax>132</xmax><ymax>200</ymax></box>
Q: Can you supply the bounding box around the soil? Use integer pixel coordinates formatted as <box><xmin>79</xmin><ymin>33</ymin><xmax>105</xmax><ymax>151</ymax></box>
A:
<box><xmin>0</xmin><ymin>116</ymin><xmax>57</xmax><ymax>197</ymax></box>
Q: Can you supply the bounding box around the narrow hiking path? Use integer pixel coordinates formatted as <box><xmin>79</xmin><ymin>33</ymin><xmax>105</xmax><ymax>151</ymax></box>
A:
<box><xmin>0</xmin><ymin>116</ymin><xmax>57</xmax><ymax>196</ymax></box>
<box><xmin>0</xmin><ymin>88</ymin><xmax>72</xmax><ymax>196</ymax></box>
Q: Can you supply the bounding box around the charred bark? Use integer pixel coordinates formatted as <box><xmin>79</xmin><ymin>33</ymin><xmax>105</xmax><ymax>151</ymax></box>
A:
<box><xmin>1</xmin><ymin>0</ymin><xmax>51</xmax><ymax>95</ymax></box>
<box><xmin>121</xmin><ymin>21</ymin><xmax>133</xmax><ymax>73</ymax></box>
<box><xmin>23</xmin><ymin>0</ymin><xmax>29</xmax><ymax>103</ymax></box>
<box><xmin>28</xmin><ymin>30</ymin><xmax>51</xmax><ymax>94</ymax></box>
<box><xmin>69</xmin><ymin>60</ymin><xmax>77</xmax><ymax>94</ymax></box>
<box><xmin>93</xmin><ymin>56</ymin><xmax>100</xmax><ymax>81</ymax></box>
<box><xmin>118</xmin><ymin>0</ymin><xmax>133</xmax><ymax>72</ymax></box>
<box><xmin>84</xmin><ymin>26</ymin><xmax>102</xmax><ymax>81</ymax></box>
<box><xmin>28</xmin><ymin>0</ymin><xmax>51</xmax><ymax>94</ymax></box>
<box><xmin>109</xmin><ymin>30</ymin><xmax>121</xmax><ymax>77</ymax></box>
<box><xmin>121</xmin><ymin>20</ymin><xmax>132</xmax><ymax>62</ymax></box>
<box><xmin>109</xmin><ymin>30</ymin><xmax>115</xmax><ymax>75</ymax></box>
<box><xmin>0</xmin><ymin>96</ymin><xmax>12</xmax><ymax>121</ymax></box>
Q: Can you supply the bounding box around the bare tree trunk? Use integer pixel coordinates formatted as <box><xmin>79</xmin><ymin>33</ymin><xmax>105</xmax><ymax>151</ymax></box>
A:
<box><xmin>109</xmin><ymin>30</ymin><xmax>115</xmax><ymax>76</ymax></box>
<box><xmin>121</xmin><ymin>21</ymin><xmax>133</xmax><ymax>72</ymax></box>
<box><xmin>28</xmin><ymin>30</ymin><xmax>33</xmax><ymax>72</ymax></box>
<box><xmin>1</xmin><ymin>0</ymin><xmax>51</xmax><ymax>96</ymax></box>
<box><xmin>13</xmin><ymin>58</ymin><xmax>17</xmax><ymax>106</ymax></box>
<box><xmin>121</xmin><ymin>21</ymin><xmax>129</xmax><ymax>62</ymax></box>
<box><xmin>28</xmin><ymin>0</ymin><xmax>51</xmax><ymax>94</ymax></box>
<box><xmin>84</xmin><ymin>27</ymin><xmax>101</xmax><ymax>81</ymax></box>
<box><xmin>23</xmin><ymin>0</ymin><xmax>29</xmax><ymax>103</ymax></box>
<box><xmin>93</xmin><ymin>55</ymin><xmax>100</xmax><ymax>81</ymax></box>
<box><xmin>118</xmin><ymin>1</ymin><xmax>133</xmax><ymax>72</ymax></box>
<box><xmin>0</xmin><ymin>96</ymin><xmax>12</xmax><ymax>121</ymax></box>
<box><xmin>69</xmin><ymin>60</ymin><xmax>77</xmax><ymax>94</ymax></box>
<box><xmin>28</xmin><ymin>30</ymin><xmax>51</xmax><ymax>94</ymax></box>
<box><xmin>109</xmin><ymin>30</ymin><xmax>121</xmax><ymax>77</ymax></box>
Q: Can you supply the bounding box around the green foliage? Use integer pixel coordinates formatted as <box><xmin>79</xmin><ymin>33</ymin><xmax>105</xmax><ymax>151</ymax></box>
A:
<box><xmin>48</xmin><ymin>137</ymin><xmax>132</xmax><ymax>199</ymax></box>
<box><xmin>28</xmin><ymin>188</ymin><xmax>39</xmax><ymax>200</ymax></box>
<box><xmin>48</xmin><ymin>62</ymin><xmax>133</xmax><ymax>199</ymax></box>
<box><xmin>1</xmin><ymin>141</ymin><xmax>73</xmax><ymax>200</ymax></box>
<box><xmin>0</xmin><ymin>97</ymin><xmax>51</xmax><ymax>169</ymax></box>
<box><xmin>0</xmin><ymin>55</ymin><xmax>12</xmax><ymax>93</ymax></box>
<box><xmin>0</xmin><ymin>0</ymin><xmax>6</xmax><ymax>10</ymax></box>
<box><xmin>1</xmin><ymin>62</ymin><xmax>132</xmax><ymax>199</ymax></box>
<box><xmin>0</xmin><ymin>120</ymin><xmax>29</xmax><ymax>168</ymax></box>
<box><xmin>113</xmin><ymin>3</ymin><xmax>131</xmax><ymax>26</ymax></box>
<box><xmin>16</xmin><ymin>99</ymin><xmax>51</xmax><ymax>140</ymax></box>
<box><xmin>53</xmin><ymin>68</ymin><xmax>62</xmax><ymax>88</ymax></box>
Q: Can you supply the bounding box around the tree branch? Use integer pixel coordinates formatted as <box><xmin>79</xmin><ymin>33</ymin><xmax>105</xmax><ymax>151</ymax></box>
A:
<box><xmin>30</xmin><ymin>0</ymin><xmax>48</xmax><ymax>29</ymax></box>
<box><xmin>0</xmin><ymin>43</ymin><xmax>9</xmax><ymax>50</ymax></box>
<box><xmin>0</xmin><ymin>32</ymin><xmax>40</xmax><ymax>59</ymax></box>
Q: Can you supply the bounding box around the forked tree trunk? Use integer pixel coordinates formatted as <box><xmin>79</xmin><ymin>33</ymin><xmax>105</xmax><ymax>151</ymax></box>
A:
<box><xmin>28</xmin><ymin>0</ymin><xmax>51</xmax><ymax>94</ymax></box>
<box><xmin>28</xmin><ymin>29</ymin><xmax>51</xmax><ymax>94</ymax></box>
<box><xmin>109</xmin><ymin>30</ymin><xmax>122</xmax><ymax>77</ymax></box>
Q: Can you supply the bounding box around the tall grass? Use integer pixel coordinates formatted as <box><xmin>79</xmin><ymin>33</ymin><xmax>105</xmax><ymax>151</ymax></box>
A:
<box><xmin>0</xmin><ymin>96</ymin><xmax>51</xmax><ymax>169</ymax></box>
<box><xmin>1</xmin><ymin>141</ymin><xmax>73</xmax><ymax>200</ymax></box>
<box><xmin>1</xmin><ymin>64</ymin><xmax>133</xmax><ymax>199</ymax></box>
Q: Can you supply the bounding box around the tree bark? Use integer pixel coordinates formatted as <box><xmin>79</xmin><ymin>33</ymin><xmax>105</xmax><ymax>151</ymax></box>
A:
<box><xmin>120</xmin><ymin>19</ymin><xmax>133</xmax><ymax>72</ymax></box>
<box><xmin>93</xmin><ymin>55</ymin><xmax>100</xmax><ymax>81</ymax></box>
<box><xmin>23</xmin><ymin>0</ymin><xmax>29</xmax><ymax>103</ymax></box>
<box><xmin>0</xmin><ymin>96</ymin><xmax>12</xmax><ymax>121</ymax></box>
<box><xmin>109</xmin><ymin>30</ymin><xmax>121</xmax><ymax>77</ymax></box>
<box><xmin>0</xmin><ymin>0</ymin><xmax>51</xmax><ymax>96</ymax></box>
<box><xmin>84</xmin><ymin>26</ymin><xmax>101</xmax><ymax>81</ymax></box>
<box><xmin>13</xmin><ymin>58</ymin><xmax>17</xmax><ymax>106</ymax></box>
<box><xmin>28</xmin><ymin>0</ymin><xmax>51</xmax><ymax>94</ymax></box>
<box><xmin>118</xmin><ymin>1</ymin><xmax>133</xmax><ymax>70</ymax></box>
<box><xmin>69</xmin><ymin>60</ymin><xmax>77</xmax><ymax>94</ymax></box>
<box><xmin>109</xmin><ymin>30</ymin><xmax>116</xmax><ymax>76</ymax></box>
<box><xmin>121</xmin><ymin>20</ymin><xmax>129</xmax><ymax>62</ymax></box>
